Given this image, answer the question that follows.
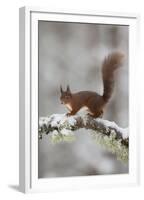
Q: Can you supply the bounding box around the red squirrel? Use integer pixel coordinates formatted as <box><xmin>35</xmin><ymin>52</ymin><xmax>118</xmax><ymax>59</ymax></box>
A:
<box><xmin>60</xmin><ymin>52</ymin><xmax>124</xmax><ymax>118</ymax></box>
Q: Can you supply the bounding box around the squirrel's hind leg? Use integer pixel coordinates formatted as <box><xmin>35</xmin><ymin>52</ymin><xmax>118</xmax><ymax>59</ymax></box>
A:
<box><xmin>99</xmin><ymin>110</ymin><xmax>104</xmax><ymax>118</ymax></box>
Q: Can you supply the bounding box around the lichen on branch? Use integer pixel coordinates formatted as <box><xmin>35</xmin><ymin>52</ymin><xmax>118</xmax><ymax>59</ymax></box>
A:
<box><xmin>39</xmin><ymin>114</ymin><xmax>129</xmax><ymax>162</ymax></box>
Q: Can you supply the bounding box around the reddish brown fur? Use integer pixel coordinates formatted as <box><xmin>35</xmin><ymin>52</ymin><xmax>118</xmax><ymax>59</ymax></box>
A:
<box><xmin>60</xmin><ymin>52</ymin><xmax>124</xmax><ymax>118</ymax></box>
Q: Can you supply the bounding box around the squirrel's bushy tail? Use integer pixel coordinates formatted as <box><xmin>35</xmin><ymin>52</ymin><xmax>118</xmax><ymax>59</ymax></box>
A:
<box><xmin>102</xmin><ymin>52</ymin><xmax>124</xmax><ymax>102</ymax></box>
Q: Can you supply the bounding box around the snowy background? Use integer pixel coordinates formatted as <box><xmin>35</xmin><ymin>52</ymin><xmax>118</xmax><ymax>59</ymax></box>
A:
<box><xmin>38</xmin><ymin>21</ymin><xmax>129</xmax><ymax>178</ymax></box>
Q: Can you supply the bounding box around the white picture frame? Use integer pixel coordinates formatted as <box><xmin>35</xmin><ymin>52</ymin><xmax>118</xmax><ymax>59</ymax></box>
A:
<box><xmin>19</xmin><ymin>6</ymin><xmax>140</xmax><ymax>193</ymax></box>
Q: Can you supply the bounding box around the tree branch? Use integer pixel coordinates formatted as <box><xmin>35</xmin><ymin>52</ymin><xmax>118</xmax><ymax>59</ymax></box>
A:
<box><xmin>39</xmin><ymin>114</ymin><xmax>129</xmax><ymax>162</ymax></box>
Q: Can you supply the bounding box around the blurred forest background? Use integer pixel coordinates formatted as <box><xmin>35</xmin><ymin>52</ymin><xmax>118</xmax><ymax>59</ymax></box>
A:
<box><xmin>38</xmin><ymin>21</ymin><xmax>129</xmax><ymax>178</ymax></box>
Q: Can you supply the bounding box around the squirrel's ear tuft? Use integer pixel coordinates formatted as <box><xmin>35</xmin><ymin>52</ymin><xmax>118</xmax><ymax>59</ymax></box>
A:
<box><xmin>60</xmin><ymin>85</ymin><xmax>63</xmax><ymax>93</ymax></box>
<box><xmin>67</xmin><ymin>85</ymin><xmax>71</xmax><ymax>93</ymax></box>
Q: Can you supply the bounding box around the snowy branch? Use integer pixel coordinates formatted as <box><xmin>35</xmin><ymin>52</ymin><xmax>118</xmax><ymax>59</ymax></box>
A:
<box><xmin>39</xmin><ymin>114</ymin><xmax>129</xmax><ymax>162</ymax></box>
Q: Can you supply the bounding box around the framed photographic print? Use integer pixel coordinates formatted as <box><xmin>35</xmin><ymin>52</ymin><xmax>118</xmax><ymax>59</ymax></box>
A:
<box><xmin>19</xmin><ymin>7</ymin><xmax>140</xmax><ymax>193</ymax></box>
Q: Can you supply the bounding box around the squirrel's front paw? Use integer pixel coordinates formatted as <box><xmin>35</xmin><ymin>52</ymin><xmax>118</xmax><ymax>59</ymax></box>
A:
<box><xmin>86</xmin><ymin>113</ymin><xmax>93</xmax><ymax>118</ymax></box>
<box><xmin>66</xmin><ymin>113</ymin><xmax>71</xmax><ymax>117</ymax></box>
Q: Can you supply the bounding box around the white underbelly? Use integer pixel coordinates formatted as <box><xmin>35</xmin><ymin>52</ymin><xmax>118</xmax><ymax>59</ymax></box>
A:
<box><xmin>65</xmin><ymin>103</ymin><xmax>72</xmax><ymax>111</ymax></box>
<box><xmin>78</xmin><ymin>106</ymin><xmax>93</xmax><ymax>115</ymax></box>
<box><xmin>65</xmin><ymin>104</ymin><xmax>93</xmax><ymax>115</ymax></box>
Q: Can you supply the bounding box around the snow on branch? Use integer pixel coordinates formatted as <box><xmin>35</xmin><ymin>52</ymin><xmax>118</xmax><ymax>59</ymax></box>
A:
<box><xmin>39</xmin><ymin>114</ymin><xmax>129</xmax><ymax>162</ymax></box>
